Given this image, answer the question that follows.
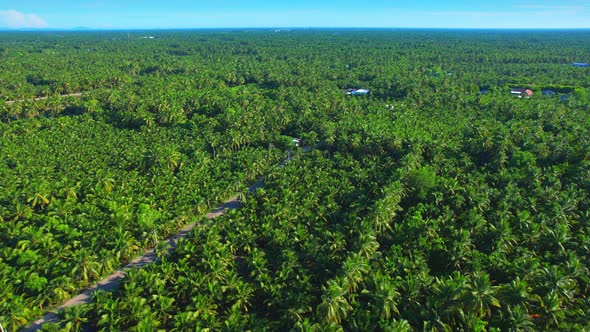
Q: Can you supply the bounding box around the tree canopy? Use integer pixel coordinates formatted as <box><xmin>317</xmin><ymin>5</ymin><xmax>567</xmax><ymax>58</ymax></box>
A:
<box><xmin>0</xmin><ymin>29</ymin><xmax>589</xmax><ymax>331</ymax></box>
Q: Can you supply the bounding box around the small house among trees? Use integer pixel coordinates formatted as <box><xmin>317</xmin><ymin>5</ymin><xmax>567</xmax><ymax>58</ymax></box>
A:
<box><xmin>511</xmin><ymin>88</ymin><xmax>533</xmax><ymax>98</ymax></box>
<box><xmin>344</xmin><ymin>88</ymin><xmax>370</xmax><ymax>96</ymax></box>
<box><xmin>572</xmin><ymin>62</ymin><xmax>589</xmax><ymax>67</ymax></box>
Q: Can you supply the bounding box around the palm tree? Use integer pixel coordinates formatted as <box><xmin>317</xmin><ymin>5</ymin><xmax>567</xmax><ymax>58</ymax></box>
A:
<box><xmin>70</xmin><ymin>250</ymin><xmax>102</xmax><ymax>285</ymax></box>
<box><xmin>317</xmin><ymin>278</ymin><xmax>352</xmax><ymax>325</ymax></box>
<box><xmin>60</xmin><ymin>304</ymin><xmax>91</xmax><ymax>332</ymax></box>
<box><xmin>8</xmin><ymin>201</ymin><xmax>33</xmax><ymax>222</ymax></box>
<box><xmin>535</xmin><ymin>291</ymin><xmax>566</xmax><ymax>330</ymax></box>
<box><xmin>27</xmin><ymin>193</ymin><xmax>50</xmax><ymax>209</ymax></box>
<box><xmin>231</xmin><ymin>280</ymin><xmax>253</xmax><ymax>312</ymax></box>
<box><xmin>378</xmin><ymin>319</ymin><xmax>410</xmax><ymax>331</ymax></box>
<box><xmin>426</xmin><ymin>272</ymin><xmax>468</xmax><ymax>327</ymax></box>
<box><xmin>532</xmin><ymin>266</ymin><xmax>576</xmax><ymax>302</ymax></box>
<box><xmin>136</xmin><ymin>308</ymin><xmax>162</xmax><ymax>331</ymax></box>
<box><xmin>464</xmin><ymin>272</ymin><xmax>500</xmax><ymax>319</ymax></box>
<box><xmin>357</xmin><ymin>232</ymin><xmax>380</xmax><ymax>260</ymax></box>
<box><xmin>172</xmin><ymin>311</ymin><xmax>199</xmax><ymax>331</ymax></box>
<box><xmin>1</xmin><ymin>295</ymin><xmax>29</xmax><ymax>332</ymax></box>
<box><xmin>342</xmin><ymin>254</ymin><xmax>369</xmax><ymax>293</ymax></box>
<box><xmin>498</xmin><ymin>277</ymin><xmax>529</xmax><ymax>308</ymax></box>
<box><xmin>372</xmin><ymin>181</ymin><xmax>404</xmax><ymax>236</ymax></box>
<box><xmin>151</xmin><ymin>295</ymin><xmax>175</xmax><ymax>326</ymax></box>
<box><xmin>496</xmin><ymin>304</ymin><xmax>534</xmax><ymax>331</ymax></box>
<box><xmin>370</xmin><ymin>272</ymin><xmax>400</xmax><ymax>320</ymax></box>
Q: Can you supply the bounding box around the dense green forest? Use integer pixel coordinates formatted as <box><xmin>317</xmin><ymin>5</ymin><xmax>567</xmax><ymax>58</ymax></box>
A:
<box><xmin>0</xmin><ymin>29</ymin><xmax>589</xmax><ymax>331</ymax></box>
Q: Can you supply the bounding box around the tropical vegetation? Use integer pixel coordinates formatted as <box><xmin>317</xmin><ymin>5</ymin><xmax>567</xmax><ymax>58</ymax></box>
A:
<box><xmin>0</xmin><ymin>29</ymin><xmax>588</xmax><ymax>330</ymax></box>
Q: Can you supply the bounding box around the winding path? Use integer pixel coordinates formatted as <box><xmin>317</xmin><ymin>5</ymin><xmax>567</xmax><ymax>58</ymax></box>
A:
<box><xmin>23</xmin><ymin>178</ymin><xmax>267</xmax><ymax>331</ymax></box>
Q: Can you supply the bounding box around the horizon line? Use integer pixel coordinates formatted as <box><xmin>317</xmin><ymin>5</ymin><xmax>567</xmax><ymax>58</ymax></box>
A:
<box><xmin>2</xmin><ymin>26</ymin><xmax>590</xmax><ymax>32</ymax></box>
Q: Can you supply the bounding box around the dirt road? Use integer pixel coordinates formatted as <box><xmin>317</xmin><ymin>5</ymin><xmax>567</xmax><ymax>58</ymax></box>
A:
<box><xmin>22</xmin><ymin>178</ymin><xmax>266</xmax><ymax>331</ymax></box>
<box><xmin>5</xmin><ymin>93</ymin><xmax>84</xmax><ymax>105</ymax></box>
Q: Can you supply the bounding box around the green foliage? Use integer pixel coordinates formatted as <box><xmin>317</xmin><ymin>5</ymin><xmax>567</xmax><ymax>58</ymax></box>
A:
<box><xmin>404</xmin><ymin>165</ymin><xmax>437</xmax><ymax>201</ymax></box>
<box><xmin>0</xmin><ymin>29</ymin><xmax>589</xmax><ymax>331</ymax></box>
<box><xmin>24</xmin><ymin>273</ymin><xmax>48</xmax><ymax>294</ymax></box>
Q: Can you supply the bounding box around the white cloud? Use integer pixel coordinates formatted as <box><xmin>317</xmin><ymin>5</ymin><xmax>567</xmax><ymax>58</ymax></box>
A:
<box><xmin>0</xmin><ymin>9</ymin><xmax>48</xmax><ymax>29</ymax></box>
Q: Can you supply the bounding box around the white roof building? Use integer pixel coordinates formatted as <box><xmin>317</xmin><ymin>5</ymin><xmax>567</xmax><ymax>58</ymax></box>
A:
<box><xmin>345</xmin><ymin>88</ymin><xmax>370</xmax><ymax>95</ymax></box>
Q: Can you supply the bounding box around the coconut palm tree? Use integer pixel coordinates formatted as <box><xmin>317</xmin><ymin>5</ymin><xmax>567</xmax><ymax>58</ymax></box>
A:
<box><xmin>464</xmin><ymin>272</ymin><xmax>500</xmax><ymax>319</ymax></box>
<box><xmin>342</xmin><ymin>254</ymin><xmax>369</xmax><ymax>293</ymax></box>
<box><xmin>317</xmin><ymin>278</ymin><xmax>352</xmax><ymax>325</ymax></box>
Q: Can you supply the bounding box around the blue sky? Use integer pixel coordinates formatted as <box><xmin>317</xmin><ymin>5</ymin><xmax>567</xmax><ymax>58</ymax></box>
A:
<box><xmin>0</xmin><ymin>0</ymin><xmax>588</xmax><ymax>29</ymax></box>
